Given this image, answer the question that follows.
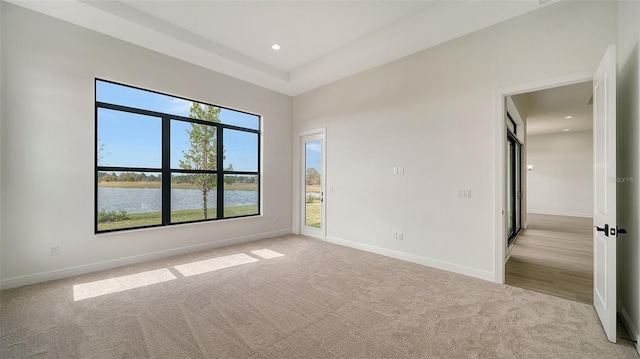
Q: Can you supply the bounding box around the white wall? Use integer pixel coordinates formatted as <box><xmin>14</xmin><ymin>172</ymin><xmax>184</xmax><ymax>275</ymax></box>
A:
<box><xmin>0</xmin><ymin>1</ymin><xmax>4</xmax><ymax>282</ymax></box>
<box><xmin>293</xmin><ymin>0</ymin><xmax>617</xmax><ymax>280</ymax></box>
<box><xmin>0</xmin><ymin>4</ymin><xmax>293</xmax><ymax>289</ymax></box>
<box><xmin>526</xmin><ymin>130</ymin><xmax>593</xmax><ymax>217</ymax></box>
<box><xmin>617</xmin><ymin>0</ymin><xmax>640</xmax><ymax>353</ymax></box>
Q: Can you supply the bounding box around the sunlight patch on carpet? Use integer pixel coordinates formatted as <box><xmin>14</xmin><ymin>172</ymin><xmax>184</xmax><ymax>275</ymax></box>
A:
<box><xmin>173</xmin><ymin>253</ymin><xmax>258</xmax><ymax>277</ymax></box>
<box><xmin>251</xmin><ymin>249</ymin><xmax>285</xmax><ymax>259</ymax></box>
<box><xmin>73</xmin><ymin>268</ymin><xmax>176</xmax><ymax>301</ymax></box>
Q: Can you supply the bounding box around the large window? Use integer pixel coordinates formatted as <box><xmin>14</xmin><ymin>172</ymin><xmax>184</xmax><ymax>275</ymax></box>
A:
<box><xmin>506</xmin><ymin>112</ymin><xmax>522</xmax><ymax>247</ymax></box>
<box><xmin>95</xmin><ymin>79</ymin><xmax>260</xmax><ymax>233</ymax></box>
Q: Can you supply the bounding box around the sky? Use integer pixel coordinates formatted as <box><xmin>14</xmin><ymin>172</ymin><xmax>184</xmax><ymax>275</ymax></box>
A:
<box><xmin>305</xmin><ymin>141</ymin><xmax>321</xmax><ymax>173</ymax></box>
<box><xmin>96</xmin><ymin>80</ymin><xmax>259</xmax><ymax>172</ymax></box>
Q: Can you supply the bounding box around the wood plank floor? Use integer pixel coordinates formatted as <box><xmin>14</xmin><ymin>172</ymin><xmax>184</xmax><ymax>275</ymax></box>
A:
<box><xmin>506</xmin><ymin>213</ymin><xmax>593</xmax><ymax>304</ymax></box>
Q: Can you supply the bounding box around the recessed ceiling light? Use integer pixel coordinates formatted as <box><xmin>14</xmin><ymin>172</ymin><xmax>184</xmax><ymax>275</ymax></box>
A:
<box><xmin>564</xmin><ymin>128</ymin><xmax>570</xmax><ymax>132</ymax></box>
<box><xmin>565</xmin><ymin>116</ymin><xmax>573</xmax><ymax>119</ymax></box>
<box><xmin>271</xmin><ymin>44</ymin><xmax>281</xmax><ymax>51</ymax></box>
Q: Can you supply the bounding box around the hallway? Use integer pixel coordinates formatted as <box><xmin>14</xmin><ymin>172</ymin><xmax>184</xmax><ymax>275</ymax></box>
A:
<box><xmin>506</xmin><ymin>213</ymin><xmax>592</xmax><ymax>304</ymax></box>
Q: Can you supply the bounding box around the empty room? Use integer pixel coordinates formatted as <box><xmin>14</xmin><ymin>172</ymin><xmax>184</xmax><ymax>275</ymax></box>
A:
<box><xmin>1</xmin><ymin>1</ymin><xmax>639</xmax><ymax>358</ymax></box>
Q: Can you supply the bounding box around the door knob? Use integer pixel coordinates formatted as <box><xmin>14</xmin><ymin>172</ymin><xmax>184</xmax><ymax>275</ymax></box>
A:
<box><xmin>595</xmin><ymin>224</ymin><xmax>609</xmax><ymax>237</ymax></box>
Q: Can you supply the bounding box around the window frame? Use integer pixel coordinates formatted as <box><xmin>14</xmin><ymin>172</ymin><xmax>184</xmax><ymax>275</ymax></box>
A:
<box><xmin>506</xmin><ymin>112</ymin><xmax>522</xmax><ymax>247</ymax></box>
<box><xmin>95</xmin><ymin>79</ymin><xmax>261</xmax><ymax>234</ymax></box>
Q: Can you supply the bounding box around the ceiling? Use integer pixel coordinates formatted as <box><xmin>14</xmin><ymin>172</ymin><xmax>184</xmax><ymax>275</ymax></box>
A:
<box><xmin>514</xmin><ymin>81</ymin><xmax>594</xmax><ymax>136</ymax></box>
<box><xmin>9</xmin><ymin>0</ymin><xmax>550</xmax><ymax>96</ymax></box>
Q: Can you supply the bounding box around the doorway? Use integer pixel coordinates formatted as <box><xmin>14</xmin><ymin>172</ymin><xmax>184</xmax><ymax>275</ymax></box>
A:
<box><xmin>495</xmin><ymin>46</ymin><xmax>619</xmax><ymax>342</ymax></box>
<box><xmin>300</xmin><ymin>132</ymin><xmax>326</xmax><ymax>239</ymax></box>
<box><xmin>504</xmin><ymin>81</ymin><xmax>595</xmax><ymax>304</ymax></box>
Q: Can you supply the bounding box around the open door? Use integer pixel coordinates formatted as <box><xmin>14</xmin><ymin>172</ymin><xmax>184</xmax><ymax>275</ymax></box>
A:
<box><xmin>593</xmin><ymin>45</ymin><xmax>617</xmax><ymax>343</ymax></box>
<box><xmin>300</xmin><ymin>133</ymin><xmax>325</xmax><ymax>239</ymax></box>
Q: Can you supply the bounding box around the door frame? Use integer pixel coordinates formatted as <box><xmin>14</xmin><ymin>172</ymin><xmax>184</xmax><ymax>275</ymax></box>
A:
<box><xmin>493</xmin><ymin>72</ymin><xmax>592</xmax><ymax>284</ymax></box>
<box><xmin>293</xmin><ymin>128</ymin><xmax>327</xmax><ymax>239</ymax></box>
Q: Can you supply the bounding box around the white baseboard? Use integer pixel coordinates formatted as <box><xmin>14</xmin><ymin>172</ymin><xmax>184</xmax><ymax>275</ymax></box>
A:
<box><xmin>527</xmin><ymin>210</ymin><xmax>593</xmax><ymax>218</ymax></box>
<box><xmin>326</xmin><ymin>236</ymin><xmax>494</xmax><ymax>282</ymax></box>
<box><xmin>619</xmin><ymin>301</ymin><xmax>640</xmax><ymax>354</ymax></box>
<box><xmin>0</xmin><ymin>228</ymin><xmax>292</xmax><ymax>290</ymax></box>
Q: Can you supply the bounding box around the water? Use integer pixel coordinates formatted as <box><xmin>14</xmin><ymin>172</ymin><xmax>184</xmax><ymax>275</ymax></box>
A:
<box><xmin>98</xmin><ymin>187</ymin><xmax>258</xmax><ymax>213</ymax></box>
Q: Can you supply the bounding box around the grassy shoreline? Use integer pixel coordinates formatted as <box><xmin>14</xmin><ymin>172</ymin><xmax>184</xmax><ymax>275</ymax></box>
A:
<box><xmin>98</xmin><ymin>181</ymin><xmax>258</xmax><ymax>191</ymax></box>
<box><xmin>98</xmin><ymin>205</ymin><xmax>259</xmax><ymax>231</ymax></box>
<box><xmin>305</xmin><ymin>184</ymin><xmax>321</xmax><ymax>193</ymax></box>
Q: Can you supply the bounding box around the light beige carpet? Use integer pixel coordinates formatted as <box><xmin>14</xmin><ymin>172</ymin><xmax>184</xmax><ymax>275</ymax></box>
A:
<box><xmin>1</xmin><ymin>235</ymin><xmax>637</xmax><ymax>358</ymax></box>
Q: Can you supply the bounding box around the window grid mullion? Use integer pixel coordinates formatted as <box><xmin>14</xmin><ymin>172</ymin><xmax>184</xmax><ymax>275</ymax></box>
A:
<box><xmin>162</xmin><ymin>116</ymin><xmax>171</xmax><ymax>225</ymax></box>
<box><xmin>97</xmin><ymin>102</ymin><xmax>259</xmax><ymax>134</ymax></box>
<box><xmin>216</xmin><ymin>126</ymin><xmax>225</xmax><ymax>219</ymax></box>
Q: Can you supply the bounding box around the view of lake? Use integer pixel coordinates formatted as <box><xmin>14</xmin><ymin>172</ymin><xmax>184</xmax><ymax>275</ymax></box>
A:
<box><xmin>98</xmin><ymin>187</ymin><xmax>258</xmax><ymax>213</ymax></box>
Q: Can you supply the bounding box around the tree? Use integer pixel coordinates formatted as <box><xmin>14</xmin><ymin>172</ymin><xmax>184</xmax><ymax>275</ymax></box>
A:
<box><xmin>97</xmin><ymin>140</ymin><xmax>110</xmax><ymax>165</ymax></box>
<box><xmin>120</xmin><ymin>172</ymin><xmax>135</xmax><ymax>182</ymax></box>
<box><xmin>306</xmin><ymin>167</ymin><xmax>320</xmax><ymax>185</ymax></box>
<box><xmin>180</xmin><ymin>103</ymin><xmax>223</xmax><ymax>219</ymax></box>
<box><xmin>224</xmin><ymin>163</ymin><xmax>235</xmax><ymax>186</ymax></box>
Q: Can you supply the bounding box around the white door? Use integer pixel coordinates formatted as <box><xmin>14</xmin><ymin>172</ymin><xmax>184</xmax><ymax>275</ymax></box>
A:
<box><xmin>593</xmin><ymin>45</ymin><xmax>617</xmax><ymax>343</ymax></box>
<box><xmin>301</xmin><ymin>133</ymin><xmax>325</xmax><ymax>239</ymax></box>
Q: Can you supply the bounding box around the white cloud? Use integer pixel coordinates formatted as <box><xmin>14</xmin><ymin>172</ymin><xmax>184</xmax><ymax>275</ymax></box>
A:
<box><xmin>164</xmin><ymin>98</ymin><xmax>192</xmax><ymax>116</ymax></box>
<box><xmin>306</xmin><ymin>142</ymin><xmax>321</xmax><ymax>153</ymax></box>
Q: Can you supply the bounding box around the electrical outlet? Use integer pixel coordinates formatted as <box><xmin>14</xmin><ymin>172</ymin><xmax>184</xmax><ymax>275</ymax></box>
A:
<box><xmin>393</xmin><ymin>167</ymin><xmax>398</xmax><ymax>175</ymax></box>
<box><xmin>398</xmin><ymin>232</ymin><xmax>404</xmax><ymax>240</ymax></box>
<box><xmin>398</xmin><ymin>166</ymin><xmax>404</xmax><ymax>175</ymax></box>
<box><xmin>457</xmin><ymin>189</ymin><xmax>471</xmax><ymax>198</ymax></box>
<box><xmin>50</xmin><ymin>245</ymin><xmax>59</xmax><ymax>256</ymax></box>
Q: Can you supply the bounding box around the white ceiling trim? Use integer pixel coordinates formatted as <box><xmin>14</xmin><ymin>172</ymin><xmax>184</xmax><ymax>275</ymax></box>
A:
<box><xmin>83</xmin><ymin>0</ymin><xmax>289</xmax><ymax>81</ymax></box>
<box><xmin>288</xmin><ymin>0</ymin><xmax>541</xmax><ymax>94</ymax></box>
<box><xmin>8</xmin><ymin>0</ymin><xmax>294</xmax><ymax>94</ymax></box>
<box><xmin>8</xmin><ymin>0</ymin><xmax>546</xmax><ymax>96</ymax></box>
